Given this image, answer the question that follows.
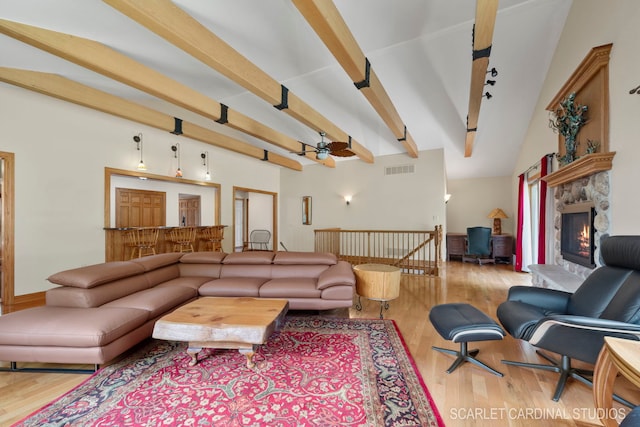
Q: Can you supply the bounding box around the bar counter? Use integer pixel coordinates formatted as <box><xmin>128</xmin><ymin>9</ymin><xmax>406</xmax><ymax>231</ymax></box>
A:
<box><xmin>104</xmin><ymin>226</ymin><xmax>225</xmax><ymax>262</ymax></box>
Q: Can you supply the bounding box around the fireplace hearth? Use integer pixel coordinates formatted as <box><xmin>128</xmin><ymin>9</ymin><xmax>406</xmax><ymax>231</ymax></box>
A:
<box><xmin>560</xmin><ymin>202</ymin><xmax>595</xmax><ymax>268</ymax></box>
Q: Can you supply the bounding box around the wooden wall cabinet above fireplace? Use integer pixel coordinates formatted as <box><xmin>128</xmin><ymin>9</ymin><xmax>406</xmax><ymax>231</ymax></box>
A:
<box><xmin>543</xmin><ymin>43</ymin><xmax>614</xmax><ymax>188</ymax></box>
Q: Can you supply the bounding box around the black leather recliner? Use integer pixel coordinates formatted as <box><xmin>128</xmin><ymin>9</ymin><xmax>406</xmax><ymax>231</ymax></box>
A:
<box><xmin>497</xmin><ymin>235</ymin><xmax>640</xmax><ymax>403</ymax></box>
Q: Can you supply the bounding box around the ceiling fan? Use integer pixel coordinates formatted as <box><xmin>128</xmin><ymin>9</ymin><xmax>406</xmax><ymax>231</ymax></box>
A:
<box><xmin>292</xmin><ymin>132</ymin><xmax>355</xmax><ymax>160</ymax></box>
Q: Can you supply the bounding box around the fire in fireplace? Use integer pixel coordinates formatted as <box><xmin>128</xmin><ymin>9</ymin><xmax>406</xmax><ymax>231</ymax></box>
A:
<box><xmin>560</xmin><ymin>203</ymin><xmax>595</xmax><ymax>268</ymax></box>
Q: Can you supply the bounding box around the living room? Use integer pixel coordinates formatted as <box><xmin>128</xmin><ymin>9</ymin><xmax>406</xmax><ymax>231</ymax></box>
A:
<box><xmin>1</xmin><ymin>0</ymin><xmax>640</xmax><ymax>425</ymax></box>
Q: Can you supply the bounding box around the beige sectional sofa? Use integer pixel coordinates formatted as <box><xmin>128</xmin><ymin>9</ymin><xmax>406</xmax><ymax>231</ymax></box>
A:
<box><xmin>0</xmin><ymin>251</ymin><xmax>354</xmax><ymax>371</ymax></box>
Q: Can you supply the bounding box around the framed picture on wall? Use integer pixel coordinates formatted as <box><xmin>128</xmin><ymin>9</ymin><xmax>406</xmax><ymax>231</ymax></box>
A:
<box><xmin>302</xmin><ymin>196</ymin><xmax>312</xmax><ymax>225</ymax></box>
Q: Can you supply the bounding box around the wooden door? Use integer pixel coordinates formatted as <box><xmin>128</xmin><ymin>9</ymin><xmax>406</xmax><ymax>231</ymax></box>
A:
<box><xmin>179</xmin><ymin>196</ymin><xmax>200</xmax><ymax>226</ymax></box>
<box><xmin>115</xmin><ymin>188</ymin><xmax>166</xmax><ymax>228</ymax></box>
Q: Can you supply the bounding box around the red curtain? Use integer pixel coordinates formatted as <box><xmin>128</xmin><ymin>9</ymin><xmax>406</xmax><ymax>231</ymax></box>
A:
<box><xmin>537</xmin><ymin>155</ymin><xmax>549</xmax><ymax>263</ymax></box>
<box><xmin>515</xmin><ymin>173</ymin><xmax>525</xmax><ymax>272</ymax></box>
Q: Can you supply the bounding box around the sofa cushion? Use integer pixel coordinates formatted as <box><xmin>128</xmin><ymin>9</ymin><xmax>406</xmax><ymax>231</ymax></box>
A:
<box><xmin>102</xmin><ymin>286</ymin><xmax>196</xmax><ymax>318</ymax></box>
<box><xmin>130</xmin><ymin>252</ymin><xmax>183</xmax><ymax>272</ymax></box>
<box><xmin>180</xmin><ymin>251</ymin><xmax>227</xmax><ymax>264</ymax></box>
<box><xmin>271</xmin><ymin>264</ymin><xmax>329</xmax><ymax>279</ymax></box>
<box><xmin>273</xmin><ymin>251</ymin><xmax>337</xmax><ymax>265</ymax></box>
<box><xmin>321</xmin><ymin>285</ymin><xmax>354</xmax><ymax>300</ymax></box>
<box><xmin>178</xmin><ymin>263</ymin><xmax>222</xmax><ymax>279</ymax></box>
<box><xmin>316</xmin><ymin>261</ymin><xmax>356</xmax><ymax>290</ymax></box>
<box><xmin>220</xmin><ymin>264</ymin><xmax>273</xmax><ymax>278</ymax></box>
<box><xmin>259</xmin><ymin>278</ymin><xmax>321</xmax><ymax>299</ymax></box>
<box><xmin>144</xmin><ymin>264</ymin><xmax>181</xmax><ymax>287</ymax></box>
<box><xmin>156</xmin><ymin>276</ymin><xmax>212</xmax><ymax>291</ymax></box>
<box><xmin>47</xmin><ymin>261</ymin><xmax>144</xmax><ymax>289</ymax></box>
<box><xmin>0</xmin><ymin>306</ymin><xmax>148</xmax><ymax>347</ymax></box>
<box><xmin>46</xmin><ymin>274</ymin><xmax>150</xmax><ymax>308</ymax></box>
<box><xmin>222</xmin><ymin>251</ymin><xmax>275</xmax><ymax>264</ymax></box>
<box><xmin>198</xmin><ymin>278</ymin><xmax>266</xmax><ymax>297</ymax></box>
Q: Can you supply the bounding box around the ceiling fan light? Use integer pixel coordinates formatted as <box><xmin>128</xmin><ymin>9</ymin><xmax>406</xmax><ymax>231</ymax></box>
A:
<box><xmin>316</xmin><ymin>151</ymin><xmax>329</xmax><ymax>160</ymax></box>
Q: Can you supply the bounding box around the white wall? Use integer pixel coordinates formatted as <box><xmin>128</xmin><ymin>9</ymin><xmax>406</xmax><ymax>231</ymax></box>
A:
<box><xmin>2</xmin><ymin>84</ymin><xmax>280</xmax><ymax>295</ymax></box>
<box><xmin>514</xmin><ymin>0</ymin><xmax>640</xmax><ymax>235</ymax></box>
<box><xmin>446</xmin><ymin>176</ymin><xmax>514</xmax><ymax>234</ymax></box>
<box><xmin>279</xmin><ymin>150</ymin><xmax>447</xmax><ymax>251</ymax></box>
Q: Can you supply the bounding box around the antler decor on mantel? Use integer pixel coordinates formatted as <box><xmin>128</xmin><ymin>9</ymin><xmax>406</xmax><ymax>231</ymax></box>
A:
<box><xmin>548</xmin><ymin>92</ymin><xmax>588</xmax><ymax>166</ymax></box>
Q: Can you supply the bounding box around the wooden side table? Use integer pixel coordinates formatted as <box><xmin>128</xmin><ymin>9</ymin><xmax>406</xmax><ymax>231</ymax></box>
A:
<box><xmin>492</xmin><ymin>234</ymin><xmax>513</xmax><ymax>264</ymax></box>
<box><xmin>354</xmin><ymin>264</ymin><xmax>401</xmax><ymax>319</ymax></box>
<box><xmin>446</xmin><ymin>233</ymin><xmax>466</xmax><ymax>261</ymax></box>
<box><xmin>593</xmin><ymin>337</ymin><xmax>640</xmax><ymax>426</ymax></box>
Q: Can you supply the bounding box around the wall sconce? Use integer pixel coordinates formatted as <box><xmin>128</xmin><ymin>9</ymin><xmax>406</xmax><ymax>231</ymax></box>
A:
<box><xmin>171</xmin><ymin>143</ymin><xmax>182</xmax><ymax>177</ymax></box>
<box><xmin>486</xmin><ymin>67</ymin><xmax>498</xmax><ymax>77</ymax></box>
<box><xmin>344</xmin><ymin>195</ymin><xmax>352</xmax><ymax>205</ymax></box>
<box><xmin>201</xmin><ymin>151</ymin><xmax>211</xmax><ymax>181</ymax></box>
<box><xmin>483</xmin><ymin>92</ymin><xmax>493</xmax><ymax>100</ymax></box>
<box><xmin>133</xmin><ymin>133</ymin><xmax>147</xmax><ymax>171</ymax></box>
<box><xmin>629</xmin><ymin>85</ymin><xmax>640</xmax><ymax>94</ymax></box>
<box><xmin>444</xmin><ymin>193</ymin><xmax>452</xmax><ymax>204</ymax></box>
<box><xmin>488</xmin><ymin>208</ymin><xmax>508</xmax><ymax>235</ymax></box>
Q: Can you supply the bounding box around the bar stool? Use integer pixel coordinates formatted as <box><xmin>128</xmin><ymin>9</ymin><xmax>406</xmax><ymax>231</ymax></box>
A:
<box><xmin>198</xmin><ymin>225</ymin><xmax>225</xmax><ymax>252</ymax></box>
<box><xmin>168</xmin><ymin>227</ymin><xmax>196</xmax><ymax>253</ymax></box>
<box><xmin>125</xmin><ymin>227</ymin><xmax>159</xmax><ymax>259</ymax></box>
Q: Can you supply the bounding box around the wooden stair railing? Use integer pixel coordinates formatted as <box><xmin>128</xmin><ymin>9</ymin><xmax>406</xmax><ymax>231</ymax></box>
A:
<box><xmin>314</xmin><ymin>226</ymin><xmax>442</xmax><ymax>276</ymax></box>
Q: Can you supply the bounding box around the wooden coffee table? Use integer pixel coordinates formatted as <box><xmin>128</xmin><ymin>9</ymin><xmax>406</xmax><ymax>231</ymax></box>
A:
<box><xmin>153</xmin><ymin>297</ymin><xmax>289</xmax><ymax>368</ymax></box>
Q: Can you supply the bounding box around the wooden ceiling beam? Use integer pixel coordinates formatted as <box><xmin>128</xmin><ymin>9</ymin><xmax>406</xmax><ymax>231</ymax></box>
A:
<box><xmin>464</xmin><ymin>0</ymin><xmax>499</xmax><ymax>157</ymax></box>
<box><xmin>0</xmin><ymin>67</ymin><xmax>302</xmax><ymax>171</ymax></box>
<box><xmin>103</xmin><ymin>0</ymin><xmax>374</xmax><ymax>164</ymax></box>
<box><xmin>0</xmin><ymin>19</ymin><xmax>333</xmax><ymax>168</ymax></box>
<box><xmin>292</xmin><ymin>0</ymin><xmax>419</xmax><ymax>158</ymax></box>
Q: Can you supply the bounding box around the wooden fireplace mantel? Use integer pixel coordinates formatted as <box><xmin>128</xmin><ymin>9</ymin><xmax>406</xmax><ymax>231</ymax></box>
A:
<box><xmin>542</xmin><ymin>152</ymin><xmax>616</xmax><ymax>187</ymax></box>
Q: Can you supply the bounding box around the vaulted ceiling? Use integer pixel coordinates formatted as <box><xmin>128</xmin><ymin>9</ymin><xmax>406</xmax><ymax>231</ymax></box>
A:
<box><xmin>0</xmin><ymin>0</ymin><xmax>572</xmax><ymax>178</ymax></box>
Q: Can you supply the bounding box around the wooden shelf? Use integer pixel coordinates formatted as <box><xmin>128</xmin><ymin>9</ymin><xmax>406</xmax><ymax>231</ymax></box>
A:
<box><xmin>542</xmin><ymin>152</ymin><xmax>615</xmax><ymax>187</ymax></box>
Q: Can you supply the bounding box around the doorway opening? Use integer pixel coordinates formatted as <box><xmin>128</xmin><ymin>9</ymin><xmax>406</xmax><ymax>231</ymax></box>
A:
<box><xmin>179</xmin><ymin>194</ymin><xmax>201</xmax><ymax>226</ymax></box>
<box><xmin>233</xmin><ymin>187</ymin><xmax>277</xmax><ymax>252</ymax></box>
<box><xmin>0</xmin><ymin>152</ymin><xmax>15</xmax><ymax>309</ymax></box>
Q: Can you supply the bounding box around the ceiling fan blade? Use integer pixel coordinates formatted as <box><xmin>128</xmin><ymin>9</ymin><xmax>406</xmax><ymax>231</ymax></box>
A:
<box><xmin>330</xmin><ymin>149</ymin><xmax>356</xmax><ymax>157</ymax></box>
<box><xmin>327</xmin><ymin>141</ymin><xmax>348</xmax><ymax>152</ymax></box>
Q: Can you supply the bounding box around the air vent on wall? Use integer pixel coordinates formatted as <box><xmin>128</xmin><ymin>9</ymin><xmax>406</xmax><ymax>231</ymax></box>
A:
<box><xmin>384</xmin><ymin>164</ymin><xmax>415</xmax><ymax>176</ymax></box>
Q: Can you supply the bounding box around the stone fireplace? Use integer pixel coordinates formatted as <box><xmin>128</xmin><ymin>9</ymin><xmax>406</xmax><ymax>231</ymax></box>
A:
<box><xmin>553</xmin><ymin>170</ymin><xmax>610</xmax><ymax>279</ymax></box>
<box><xmin>529</xmin><ymin>152</ymin><xmax>615</xmax><ymax>291</ymax></box>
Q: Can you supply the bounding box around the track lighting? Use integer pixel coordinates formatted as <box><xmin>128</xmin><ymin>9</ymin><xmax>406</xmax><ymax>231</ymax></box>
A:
<box><xmin>201</xmin><ymin>151</ymin><xmax>211</xmax><ymax>180</ymax></box>
<box><xmin>485</xmin><ymin>79</ymin><xmax>496</xmax><ymax>86</ymax></box>
<box><xmin>133</xmin><ymin>133</ymin><xmax>147</xmax><ymax>171</ymax></box>
<box><xmin>486</xmin><ymin>67</ymin><xmax>498</xmax><ymax>77</ymax></box>
<box><xmin>483</xmin><ymin>92</ymin><xmax>493</xmax><ymax>100</ymax></box>
<box><xmin>171</xmin><ymin>143</ymin><xmax>182</xmax><ymax>177</ymax></box>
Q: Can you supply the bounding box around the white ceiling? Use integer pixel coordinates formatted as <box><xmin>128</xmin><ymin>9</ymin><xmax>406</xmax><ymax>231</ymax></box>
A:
<box><xmin>0</xmin><ymin>0</ymin><xmax>572</xmax><ymax>179</ymax></box>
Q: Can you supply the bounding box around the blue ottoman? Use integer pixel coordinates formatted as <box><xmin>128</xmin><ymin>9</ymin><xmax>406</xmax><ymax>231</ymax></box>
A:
<box><xmin>429</xmin><ymin>303</ymin><xmax>505</xmax><ymax>376</ymax></box>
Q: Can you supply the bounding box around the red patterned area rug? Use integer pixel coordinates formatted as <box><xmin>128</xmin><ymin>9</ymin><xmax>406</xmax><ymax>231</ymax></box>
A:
<box><xmin>14</xmin><ymin>317</ymin><xmax>444</xmax><ymax>427</ymax></box>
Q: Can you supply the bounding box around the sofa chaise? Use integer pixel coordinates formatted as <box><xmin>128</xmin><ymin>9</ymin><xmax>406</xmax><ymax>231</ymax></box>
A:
<box><xmin>0</xmin><ymin>251</ymin><xmax>355</xmax><ymax>371</ymax></box>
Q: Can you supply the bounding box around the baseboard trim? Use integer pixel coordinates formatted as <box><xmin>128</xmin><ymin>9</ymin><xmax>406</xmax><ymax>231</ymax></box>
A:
<box><xmin>2</xmin><ymin>291</ymin><xmax>46</xmax><ymax>313</ymax></box>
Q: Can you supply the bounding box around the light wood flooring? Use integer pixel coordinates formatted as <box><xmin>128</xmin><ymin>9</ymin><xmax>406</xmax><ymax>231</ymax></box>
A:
<box><xmin>1</xmin><ymin>261</ymin><xmax>638</xmax><ymax>426</ymax></box>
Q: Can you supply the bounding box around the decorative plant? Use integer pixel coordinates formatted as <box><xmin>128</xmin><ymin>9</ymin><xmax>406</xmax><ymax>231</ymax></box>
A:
<box><xmin>549</xmin><ymin>92</ymin><xmax>588</xmax><ymax>166</ymax></box>
<box><xmin>585</xmin><ymin>139</ymin><xmax>600</xmax><ymax>154</ymax></box>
